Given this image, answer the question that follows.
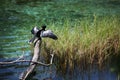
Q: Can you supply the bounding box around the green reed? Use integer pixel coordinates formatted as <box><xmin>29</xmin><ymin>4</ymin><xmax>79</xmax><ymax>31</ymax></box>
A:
<box><xmin>41</xmin><ymin>15</ymin><xmax>120</xmax><ymax>70</ymax></box>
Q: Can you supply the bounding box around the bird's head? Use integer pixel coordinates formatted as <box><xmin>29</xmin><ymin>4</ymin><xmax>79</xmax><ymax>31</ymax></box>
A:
<box><xmin>41</xmin><ymin>25</ymin><xmax>46</xmax><ymax>30</ymax></box>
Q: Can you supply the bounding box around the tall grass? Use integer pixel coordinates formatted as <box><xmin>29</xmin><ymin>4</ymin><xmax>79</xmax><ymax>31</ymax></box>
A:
<box><xmin>41</xmin><ymin>15</ymin><xmax>120</xmax><ymax>71</ymax></box>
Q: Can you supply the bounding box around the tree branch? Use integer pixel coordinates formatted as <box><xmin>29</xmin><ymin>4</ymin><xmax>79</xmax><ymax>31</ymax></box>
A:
<box><xmin>0</xmin><ymin>54</ymin><xmax>54</xmax><ymax>66</ymax></box>
<box><xmin>0</xmin><ymin>29</ymin><xmax>56</xmax><ymax>80</ymax></box>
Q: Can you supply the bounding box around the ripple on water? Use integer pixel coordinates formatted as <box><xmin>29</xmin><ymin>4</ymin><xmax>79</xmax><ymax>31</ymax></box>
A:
<box><xmin>0</xmin><ymin>34</ymin><xmax>31</xmax><ymax>58</ymax></box>
<box><xmin>0</xmin><ymin>36</ymin><xmax>18</xmax><ymax>39</ymax></box>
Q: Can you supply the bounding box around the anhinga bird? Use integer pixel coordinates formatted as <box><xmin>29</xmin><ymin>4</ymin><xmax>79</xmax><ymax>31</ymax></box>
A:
<box><xmin>29</xmin><ymin>25</ymin><xmax>58</xmax><ymax>44</ymax></box>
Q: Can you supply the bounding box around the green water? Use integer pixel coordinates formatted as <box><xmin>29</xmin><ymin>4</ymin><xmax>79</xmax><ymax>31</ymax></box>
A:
<box><xmin>0</xmin><ymin>0</ymin><xmax>120</xmax><ymax>80</ymax></box>
<box><xmin>0</xmin><ymin>0</ymin><xmax>120</xmax><ymax>57</ymax></box>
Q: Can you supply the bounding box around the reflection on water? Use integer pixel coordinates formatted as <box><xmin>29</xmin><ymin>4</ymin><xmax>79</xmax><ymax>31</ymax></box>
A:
<box><xmin>0</xmin><ymin>0</ymin><xmax>120</xmax><ymax>80</ymax></box>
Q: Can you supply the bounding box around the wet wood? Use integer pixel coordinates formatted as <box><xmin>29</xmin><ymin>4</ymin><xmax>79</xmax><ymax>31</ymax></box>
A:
<box><xmin>0</xmin><ymin>39</ymin><xmax>54</xmax><ymax>80</ymax></box>
<box><xmin>19</xmin><ymin>39</ymin><xmax>41</xmax><ymax>80</ymax></box>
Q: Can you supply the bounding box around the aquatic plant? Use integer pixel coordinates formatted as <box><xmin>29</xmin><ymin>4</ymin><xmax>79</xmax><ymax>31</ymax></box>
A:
<box><xmin>41</xmin><ymin>15</ymin><xmax>120</xmax><ymax>72</ymax></box>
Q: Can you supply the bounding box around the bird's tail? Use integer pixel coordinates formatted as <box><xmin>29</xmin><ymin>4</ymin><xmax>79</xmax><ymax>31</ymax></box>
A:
<box><xmin>29</xmin><ymin>36</ymin><xmax>36</xmax><ymax>44</ymax></box>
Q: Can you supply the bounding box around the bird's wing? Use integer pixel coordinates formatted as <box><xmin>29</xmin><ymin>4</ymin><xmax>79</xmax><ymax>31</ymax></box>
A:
<box><xmin>41</xmin><ymin>30</ymin><xmax>58</xmax><ymax>40</ymax></box>
<box><xmin>31</xmin><ymin>27</ymin><xmax>39</xmax><ymax>35</ymax></box>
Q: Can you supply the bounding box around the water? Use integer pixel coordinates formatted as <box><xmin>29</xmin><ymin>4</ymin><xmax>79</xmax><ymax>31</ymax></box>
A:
<box><xmin>0</xmin><ymin>0</ymin><xmax>120</xmax><ymax>80</ymax></box>
<box><xmin>0</xmin><ymin>59</ymin><xmax>118</xmax><ymax>80</ymax></box>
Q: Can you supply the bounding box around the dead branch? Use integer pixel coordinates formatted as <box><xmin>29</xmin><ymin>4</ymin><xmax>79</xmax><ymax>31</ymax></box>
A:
<box><xmin>0</xmin><ymin>54</ymin><xmax>54</xmax><ymax>66</ymax></box>
<box><xmin>19</xmin><ymin>39</ymin><xmax>53</xmax><ymax>80</ymax></box>
<box><xmin>0</xmin><ymin>26</ymin><xmax>57</xmax><ymax>80</ymax></box>
<box><xmin>0</xmin><ymin>39</ymin><xmax>54</xmax><ymax>80</ymax></box>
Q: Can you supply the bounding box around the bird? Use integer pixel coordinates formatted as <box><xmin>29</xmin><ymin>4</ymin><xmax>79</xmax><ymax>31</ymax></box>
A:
<box><xmin>31</xmin><ymin>26</ymin><xmax>39</xmax><ymax>35</ymax></box>
<box><xmin>29</xmin><ymin>25</ymin><xmax>58</xmax><ymax>44</ymax></box>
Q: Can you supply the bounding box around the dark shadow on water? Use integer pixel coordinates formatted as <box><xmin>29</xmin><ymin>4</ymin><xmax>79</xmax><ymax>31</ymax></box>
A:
<box><xmin>110</xmin><ymin>52</ymin><xmax>120</xmax><ymax>79</ymax></box>
<box><xmin>108</xmin><ymin>1</ymin><xmax>120</xmax><ymax>5</ymax></box>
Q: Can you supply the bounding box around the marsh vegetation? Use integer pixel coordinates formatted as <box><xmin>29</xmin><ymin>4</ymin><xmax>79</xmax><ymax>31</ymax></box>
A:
<box><xmin>42</xmin><ymin>15</ymin><xmax>120</xmax><ymax>72</ymax></box>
